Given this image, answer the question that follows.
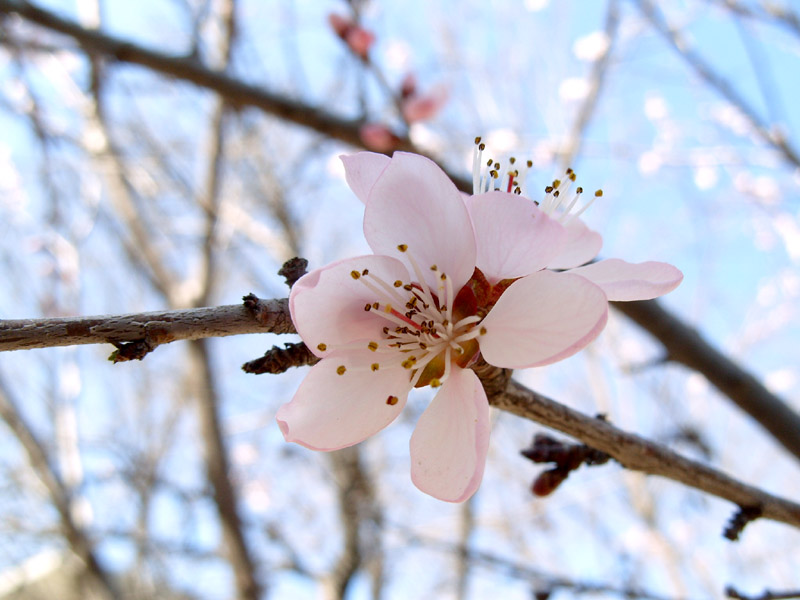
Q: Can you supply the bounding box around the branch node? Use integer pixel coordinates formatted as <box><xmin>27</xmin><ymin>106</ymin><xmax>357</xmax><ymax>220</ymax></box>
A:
<box><xmin>521</xmin><ymin>433</ymin><xmax>611</xmax><ymax>496</ymax></box>
<box><xmin>723</xmin><ymin>505</ymin><xmax>763</xmax><ymax>541</ymax></box>
<box><xmin>108</xmin><ymin>339</ymin><xmax>156</xmax><ymax>362</ymax></box>
<box><xmin>278</xmin><ymin>257</ymin><xmax>308</xmax><ymax>289</ymax></box>
<box><xmin>242</xmin><ymin>342</ymin><xmax>319</xmax><ymax>374</ymax></box>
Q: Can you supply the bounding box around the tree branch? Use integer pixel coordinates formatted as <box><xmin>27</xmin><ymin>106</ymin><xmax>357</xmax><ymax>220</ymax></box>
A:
<box><xmin>474</xmin><ymin>361</ymin><xmax>800</xmax><ymax>531</ymax></box>
<box><xmin>0</xmin><ymin>299</ymin><xmax>293</xmax><ymax>354</ymax></box>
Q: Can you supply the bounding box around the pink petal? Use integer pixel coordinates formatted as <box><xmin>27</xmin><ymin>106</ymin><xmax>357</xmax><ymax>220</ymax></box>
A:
<box><xmin>341</xmin><ymin>152</ymin><xmax>392</xmax><ymax>204</ymax></box>
<box><xmin>569</xmin><ymin>259</ymin><xmax>683</xmax><ymax>301</ymax></box>
<box><xmin>547</xmin><ymin>218</ymin><xmax>602</xmax><ymax>269</ymax></box>
<box><xmin>409</xmin><ymin>368</ymin><xmax>490</xmax><ymax>502</ymax></box>
<box><xmin>401</xmin><ymin>86</ymin><xmax>448</xmax><ymax>123</ymax></box>
<box><xmin>466</xmin><ymin>192</ymin><xmax>567</xmax><ymax>283</ymax></box>
<box><xmin>345</xmin><ymin>27</ymin><xmax>375</xmax><ymax>59</ymax></box>
<box><xmin>277</xmin><ymin>352</ymin><xmax>412</xmax><ymax>451</ymax></box>
<box><xmin>328</xmin><ymin>13</ymin><xmax>350</xmax><ymax>37</ymax></box>
<box><xmin>479</xmin><ymin>271</ymin><xmax>608</xmax><ymax>368</ymax></box>
<box><xmin>364</xmin><ymin>152</ymin><xmax>477</xmax><ymax>290</ymax></box>
<box><xmin>359</xmin><ymin>124</ymin><xmax>400</xmax><ymax>153</ymax></box>
<box><xmin>290</xmin><ymin>254</ymin><xmax>411</xmax><ymax>357</ymax></box>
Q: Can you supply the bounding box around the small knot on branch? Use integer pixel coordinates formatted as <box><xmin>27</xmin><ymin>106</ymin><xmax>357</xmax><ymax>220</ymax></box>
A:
<box><xmin>521</xmin><ymin>432</ymin><xmax>611</xmax><ymax>496</ymax></box>
<box><xmin>278</xmin><ymin>257</ymin><xmax>308</xmax><ymax>289</ymax></box>
<box><xmin>242</xmin><ymin>342</ymin><xmax>319</xmax><ymax>374</ymax></box>
<box><xmin>723</xmin><ymin>505</ymin><xmax>763</xmax><ymax>541</ymax></box>
<box><xmin>108</xmin><ymin>339</ymin><xmax>156</xmax><ymax>362</ymax></box>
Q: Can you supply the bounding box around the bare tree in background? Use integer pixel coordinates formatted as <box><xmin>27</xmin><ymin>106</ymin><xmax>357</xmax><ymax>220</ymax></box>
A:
<box><xmin>1</xmin><ymin>1</ymin><xmax>799</xmax><ymax>599</ymax></box>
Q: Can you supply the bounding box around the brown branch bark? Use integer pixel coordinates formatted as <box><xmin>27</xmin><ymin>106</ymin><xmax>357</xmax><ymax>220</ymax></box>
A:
<box><xmin>474</xmin><ymin>361</ymin><xmax>800</xmax><ymax>531</ymax></box>
<box><xmin>0</xmin><ymin>299</ymin><xmax>293</xmax><ymax>353</ymax></box>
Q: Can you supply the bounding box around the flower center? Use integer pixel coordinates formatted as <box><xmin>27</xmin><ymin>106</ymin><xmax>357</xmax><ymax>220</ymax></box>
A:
<box><xmin>330</xmin><ymin>245</ymin><xmax>485</xmax><ymax>389</ymax></box>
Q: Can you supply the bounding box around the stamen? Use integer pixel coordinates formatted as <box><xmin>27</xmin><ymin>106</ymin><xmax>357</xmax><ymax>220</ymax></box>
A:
<box><xmin>317</xmin><ymin>343</ymin><xmax>327</xmax><ymax>352</ymax></box>
<box><xmin>386</xmin><ymin>395</ymin><xmax>399</xmax><ymax>406</ymax></box>
<box><xmin>336</xmin><ymin>365</ymin><xmax>347</xmax><ymax>375</ymax></box>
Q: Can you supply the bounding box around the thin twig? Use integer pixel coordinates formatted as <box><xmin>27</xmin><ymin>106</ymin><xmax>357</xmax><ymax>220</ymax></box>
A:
<box><xmin>0</xmin><ymin>377</ymin><xmax>119</xmax><ymax>599</ymax></box>
<box><xmin>633</xmin><ymin>0</ymin><xmax>800</xmax><ymax>170</ymax></box>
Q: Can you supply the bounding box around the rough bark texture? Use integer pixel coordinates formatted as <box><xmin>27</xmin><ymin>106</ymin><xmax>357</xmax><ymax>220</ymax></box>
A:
<box><xmin>0</xmin><ymin>299</ymin><xmax>293</xmax><ymax>352</ymax></box>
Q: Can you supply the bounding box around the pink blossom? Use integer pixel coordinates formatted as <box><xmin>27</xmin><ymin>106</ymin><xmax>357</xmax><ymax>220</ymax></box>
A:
<box><xmin>398</xmin><ymin>73</ymin><xmax>448</xmax><ymax>123</ymax></box>
<box><xmin>276</xmin><ymin>150</ymin><xmax>682</xmax><ymax>502</ymax></box>
<box><xmin>328</xmin><ymin>14</ymin><xmax>375</xmax><ymax>59</ymax></box>
<box><xmin>402</xmin><ymin>86</ymin><xmax>448</xmax><ymax>123</ymax></box>
<box><xmin>359</xmin><ymin>123</ymin><xmax>400</xmax><ymax>153</ymax></box>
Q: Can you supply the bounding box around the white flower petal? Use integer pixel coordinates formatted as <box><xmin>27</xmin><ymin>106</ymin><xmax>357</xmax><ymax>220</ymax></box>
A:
<box><xmin>409</xmin><ymin>368</ymin><xmax>490</xmax><ymax>502</ymax></box>
<box><xmin>276</xmin><ymin>352</ymin><xmax>412</xmax><ymax>451</ymax></box>
<box><xmin>569</xmin><ymin>259</ymin><xmax>683</xmax><ymax>301</ymax></box>
<box><xmin>364</xmin><ymin>152</ymin><xmax>477</xmax><ymax>290</ymax></box>
<box><xmin>341</xmin><ymin>152</ymin><xmax>391</xmax><ymax>204</ymax></box>
<box><xmin>547</xmin><ymin>218</ymin><xmax>602</xmax><ymax>269</ymax></box>
<box><xmin>479</xmin><ymin>271</ymin><xmax>608</xmax><ymax>368</ymax></box>
<box><xmin>290</xmin><ymin>255</ymin><xmax>411</xmax><ymax>356</ymax></box>
<box><xmin>466</xmin><ymin>192</ymin><xmax>566</xmax><ymax>283</ymax></box>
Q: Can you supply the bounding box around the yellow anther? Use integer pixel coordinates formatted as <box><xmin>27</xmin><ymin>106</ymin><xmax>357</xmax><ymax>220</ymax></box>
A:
<box><xmin>350</xmin><ymin>270</ymin><xmax>361</xmax><ymax>279</ymax></box>
<box><xmin>367</xmin><ymin>341</ymin><xmax>379</xmax><ymax>352</ymax></box>
<box><xmin>397</xmin><ymin>244</ymin><xmax>408</xmax><ymax>252</ymax></box>
<box><xmin>336</xmin><ymin>365</ymin><xmax>347</xmax><ymax>376</ymax></box>
<box><xmin>317</xmin><ymin>343</ymin><xmax>327</xmax><ymax>352</ymax></box>
<box><xmin>394</xmin><ymin>280</ymin><xmax>403</xmax><ymax>287</ymax></box>
<box><xmin>474</xmin><ymin>136</ymin><xmax>482</xmax><ymax>144</ymax></box>
<box><xmin>386</xmin><ymin>395</ymin><xmax>399</xmax><ymax>406</ymax></box>
<box><xmin>595</xmin><ymin>189</ymin><xmax>603</xmax><ymax>197</ymax></box>
<box><xmin>371</xmin><ymin>363</ymin><xmax>380</xmax><ymax>371</ymax></box>
<box><xmin>576</xmin><ymin>187</ymin><xmax>584</xmax><ymax>194</ymax></box>
<box><xmin>480</xmin><ymin>326</ymin><xmax>487</xmax><ymax>335</ymax></box>
<box><xmin>430</xmin><ymin>378</ymin><xmax>442</xmax><ymax>388</ymax></box>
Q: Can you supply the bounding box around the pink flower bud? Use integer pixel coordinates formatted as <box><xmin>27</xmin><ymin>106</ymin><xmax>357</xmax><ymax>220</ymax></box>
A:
<box><xmin>400</xmin><ymin>73</ymin><xmax>417</xmax><ymax>99</ymax></box>
<box><xmin>401</xmin><ymin>86</ymin><xmax>448</xmax><ymax>123</ymax></box>
<box><xmin>328</xmin><ymin>13</ymin><xmax>375</xmax><ymax>59</ymax></box>
<box><xmin>359</xmin><ymin>123</ymin><xmax>400</xmax><ymax>152</ymax></box>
